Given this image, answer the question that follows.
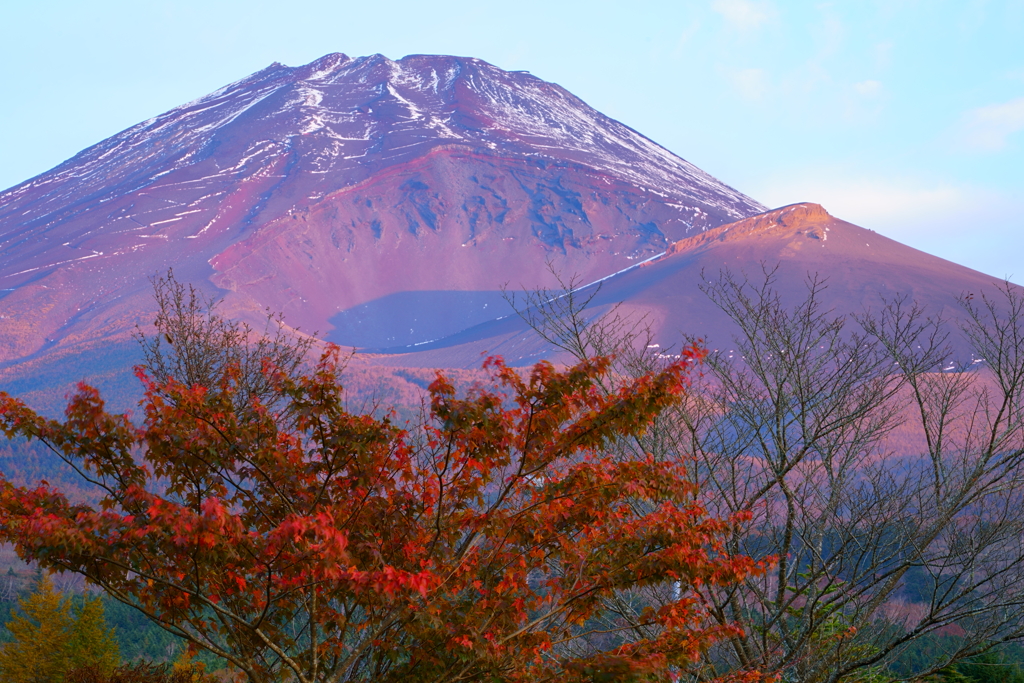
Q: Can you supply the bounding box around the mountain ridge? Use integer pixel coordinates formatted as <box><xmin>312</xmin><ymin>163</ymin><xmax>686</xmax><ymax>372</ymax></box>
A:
<box><xmin>351</xmin><ymin>202</ymin><xmax>1012</xmax><ymax>367</ymax></box>
<box><xmin>0</xmin><ymin>52</ymin><xmax>765</xmax><ymax>373</ymax></box>
<box><xmin>0</xmin><ymin>53</ymin><xmax>1014</xmax><ymax>416</ymax></box>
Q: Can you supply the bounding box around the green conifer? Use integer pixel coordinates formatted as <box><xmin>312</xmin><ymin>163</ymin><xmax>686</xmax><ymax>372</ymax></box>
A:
<box><xmin>0</xmin><ymin>575</ymin><xmax>119</xmax><ymax>683</ymax></box>
<box><xmin>68</xmin><ymin>593</ymin><xmax>119</xmax><ymax>676</ymax></box>
<box><xmin>0</xmin><ymin>575</ymin><xmax>76</xmax><ymax>682</ymax></box>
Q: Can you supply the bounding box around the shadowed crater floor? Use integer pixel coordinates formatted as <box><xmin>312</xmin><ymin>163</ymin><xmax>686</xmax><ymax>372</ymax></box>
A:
<box><xmin>326</xmin><ymin>290</ymin><xmax>512</xmax><ymax>348</ymax></box>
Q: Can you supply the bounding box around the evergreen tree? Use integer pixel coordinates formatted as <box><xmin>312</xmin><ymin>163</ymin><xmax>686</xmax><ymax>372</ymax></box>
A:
<box><xmin>0</xmin><ymin>576</ymin><xmax>119</xmax><ymax>683</ymax></box>
<box><xmin>69</xmin><ymin>594</ymin><xmax>119</xmax><ymax>676</ymax></box>
<box><xmin>0</xmin><ymin>576</ymin><xmax>76</xmax><ymax>682</ymax></box>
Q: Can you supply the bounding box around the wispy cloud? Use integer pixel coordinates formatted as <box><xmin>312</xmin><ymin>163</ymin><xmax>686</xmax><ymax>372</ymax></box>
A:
<box><xmin>727</xmin><ymin>67</ymin><xmax>770</xmax><ymax>100</ymax></box>
<box><xmin>853</xmin><ymin>80</ymin><xmax>882</xmax><ymax>97</ymax></box>
<box><xmin>872</xmin><ymin>41</ymin><xmax>894</xmax><ymax>70</ymax></box>
<box><xmin>751</xmin><ymin>171</ymin><xmax>1022</xmax><ymax>281</ymax></box>
<box><xmin>957</xmin><ymin>97</ymin><xmax>1024</xmax><ymax>151</ymax></box>
<box><xmin>755</xmin><ymin>174</ymin><xmax>968</xmax><ymax>227</ymax></box>
<box><xmin>710</xmin><ymin>0</ymin><xmax>775</xmax><ymax>31</ymax></box>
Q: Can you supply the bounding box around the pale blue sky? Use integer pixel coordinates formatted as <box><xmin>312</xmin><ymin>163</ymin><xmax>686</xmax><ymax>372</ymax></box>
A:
<box><xmin>1</xmin><ymin>0</ymin><xmax>1021</xmax><ymax>281</ymax></box>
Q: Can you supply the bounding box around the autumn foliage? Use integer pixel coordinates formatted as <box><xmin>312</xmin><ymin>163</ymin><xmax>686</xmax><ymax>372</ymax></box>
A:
<box><xmin>0</xmin><ymin>339</ymin><xmax>765</xmax><ymax>682</ymax></box>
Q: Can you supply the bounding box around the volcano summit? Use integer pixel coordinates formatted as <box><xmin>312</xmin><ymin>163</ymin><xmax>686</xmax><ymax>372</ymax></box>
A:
<box><xmin>1</xmin><ymin>52</ymin><xmax>1011</xmax><ymax>410</ymax></box>
<box><xmin>0</xmin><ymin>52</ymin><xmax>764</xmax><ymax>366</ymax></box>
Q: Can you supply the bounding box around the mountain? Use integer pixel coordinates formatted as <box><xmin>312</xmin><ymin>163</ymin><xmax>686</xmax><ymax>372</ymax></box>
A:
<box><xmin>0</xmin><ymin>53</ymin><xmax>1012</xmax><ymax>414</ymax></box>
<box><xmin>0</xmin><ymin>52</ymin><xmax>763</xmax><ymax>373</ymax></box>
<box><xmin>363</xmin><ymin>203</ymin><xmax>1011</xmax><ymax>369</ymax></box>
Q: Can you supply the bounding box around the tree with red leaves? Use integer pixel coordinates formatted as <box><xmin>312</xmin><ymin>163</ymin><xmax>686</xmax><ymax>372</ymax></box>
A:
<box><xmin>0</xmin><ymin>281</ymin><xmax>765</xmax><ymax>683</ymax></box>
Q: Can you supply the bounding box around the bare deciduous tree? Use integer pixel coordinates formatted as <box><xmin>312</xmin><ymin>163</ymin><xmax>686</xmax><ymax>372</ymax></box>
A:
<box><xmin>134</xmin><ymin>271</ymin><xmax>314</xmax><ymax>416</ymax></box>
<box><xmin>510</xmin><ymin>265</ymin><xmax>1024</xmax><ymax>682</ymax></box>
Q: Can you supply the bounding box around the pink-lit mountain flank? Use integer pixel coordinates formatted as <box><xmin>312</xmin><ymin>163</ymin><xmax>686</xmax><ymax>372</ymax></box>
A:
<box><xmin>0</xmin><ymin>53</ymin><xmax>1014</xmax><ymax>411</ymax></box>
<box><xmin>367</xmin><ymin>203</ymin><xmax>1013</xmax><ymax>368</ymax></box>
<box><xmin>0</xmin><ymin>52</ymin><xmax>762</xmax><ymax>368</ymax></box>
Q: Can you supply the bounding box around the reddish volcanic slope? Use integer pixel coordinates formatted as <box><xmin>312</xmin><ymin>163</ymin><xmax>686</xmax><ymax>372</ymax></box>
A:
<box><xmin>370</xmin><ymin>203</ymin><xmax>1015</xmax><ymax>368</ymax></box>
<box><xmin>0</xmin><ymin>52</ymin><xmax>764</xmax><ymax>371</ymax></box>
<box><xmin>1</xmin><ymin>54</ymin><xmax>1011</xmax><ymax>413</ymax></box>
